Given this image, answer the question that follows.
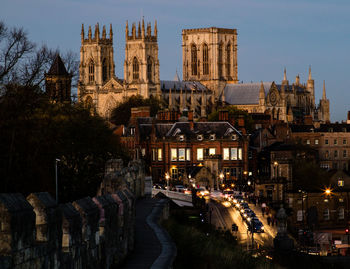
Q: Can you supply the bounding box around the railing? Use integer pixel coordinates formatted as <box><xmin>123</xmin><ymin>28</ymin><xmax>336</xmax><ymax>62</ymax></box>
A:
<box><xmin>152</xmin><ymin>189</ymin><xmax>192</xmax><ymax>203</ymax></box>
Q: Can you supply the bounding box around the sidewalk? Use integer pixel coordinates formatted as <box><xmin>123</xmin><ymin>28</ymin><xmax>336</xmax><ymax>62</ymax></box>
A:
<box><xmin>120</xmin><ymin>197</ymin><xmax>162</xmax><ymax>269</ymax></box>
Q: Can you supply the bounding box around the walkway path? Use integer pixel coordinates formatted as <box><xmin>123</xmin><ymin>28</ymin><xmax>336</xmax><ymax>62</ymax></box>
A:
<box><xmin>120</xmin><ymin>197</ymin><xmax>162</xmax><ymax>269</ymax></box>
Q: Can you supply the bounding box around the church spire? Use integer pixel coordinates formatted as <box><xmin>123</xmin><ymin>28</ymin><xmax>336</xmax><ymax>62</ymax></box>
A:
<box><xmin>94</xmin><ymin>23</ymin><xmax>100</xmax><ymax>41</ymax></box>
<box><xmin>141</xmin><ymin>18</ymin><xmax>145</xmax><ymax>39</ymax></box>
<box><xmin>308</xmin><ymin>65</ymin><xmax>312</xmax><ymax>80</ymax></box>
<box><xmin>125</xmin><ymin>21</ymin><xmax>129</xmax><ymax>39</ymax></box>
<box><xmin>81</xmin><ymin>24</ymin><xmax>84</xmax><ymax>42</ymax></box>
<box><xmin>102</xmin><ymin>25</ymin><xmax>106</xmax><ymax>39</ymax></box>
<box><xmin>109</xmin><ymin>24</ymin><xmax>113</xmax><ymax>41</ymax></box>
<box><xmin>323</xmin><ymin>80</ymin><xmax>327</xmax><ymax>99</ymax></box>
<box><xmin>137</xmin><ymin>21</ymin><xmax>141</xmax><ymax>38</ymax></box>
<box><xmin>283</xmin><ymin>67</ymin><xmax>287</xmax><ymax>81</ymax></box>
<box><xmin>88</xmin><ymin>25</ymin><xmax>92</xmax><ymax>41</ymax></box>
<box><xmin>154</xmin><ymin>20</ymin><xmax>158</xmax><ymax>38</ymax></box>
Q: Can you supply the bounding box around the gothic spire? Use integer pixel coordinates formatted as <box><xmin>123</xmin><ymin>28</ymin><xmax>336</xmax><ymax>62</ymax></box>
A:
<box><xmin>109</xmin><ymin>24</ymin><xmax>113</xmax><ymax>41</ymax></box>
<box><xmin>102</xmin><ymin>25</ymin><xmax>106</xmax><ymax>39</ymax></box>
<box><xmin>259</xmin><ymin>81</ymin><xmax>265</xmax><ymax>99</ymax></box>
<box><xmin>95</xmin><ymin>23</ymin><xmax>100</xmax><ymax>41</ymax></box>
<box><xmin>125</xmin><ymin>21</ymin><xmax>129</xmax><ymax>39</ymax></box>
<box><xmin>308</xmin><ymin>65</ymin><xmax>312</xmax><ymax>80</ymax></box>
<box><xmin>132</xmin><ymin>23</ymin><xmax>136</xmax><ymax>39</ymax></box>
<box><xmin>154</xmin><ymin>20</ymin><xmax>158</xmax><ymax>37</ymax></box>
<box><xmin>141</xmin><ymin>18</ymin><xmax>145</xmax><ymax>38</ymax></box>
<box><xmin>138</xmin><ymin>22</ymin><xmax>141</xmax><ymax>38</ymax></box>
<box><xmin>88</xmin><ymin>25</ymin><xmax>92</xmax><ymax>41</ymax></box>
<box><xmin>81</xmin><ymin>24</ymin><xmax>84</xmax><ymax>41</ymax></box>
<box><xmin>283</xmin><ymin>67</ymin><xmax>287</xmax><ymax>81</ymax></box>
<box><xmin>323</xmin><ymin>80</ymin><xmax>327</xmax><ymax>99</ymax></box>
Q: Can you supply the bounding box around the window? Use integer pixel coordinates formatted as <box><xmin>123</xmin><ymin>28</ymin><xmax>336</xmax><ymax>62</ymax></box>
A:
<box><xmin>339</xmin><ymin>198</ymin><xmax>344</xmax><ymax>203</ymax></box>
<box><xmin>133</xmin><ymin>57</ymin><xmax>139</xmax><ymax>80</ymax></box>
<box><xmin>210</xmin><ymin>134</ymin><xmax>215</xmax><ymax>141</ymax></box>
<box><xmin>334</xmin><ymin>150</ymin><xmax>338</xmax><ymax>158</ymax></box>
<box><xmin>338</xmin><ymin>179</ymin><xmax>344</xmax><ymax>187</ymax></box>
<box><xmin>197</xmin><ymin>134</ymin><xmax>203</xmax><ymax>141</ymax></box>
<box><xmin>89</xmin><ymin>60</ymin><xmax>95</xmax><ymax>82</ymax></box>
<box><xmin>238</xmin><ymin>148</ymin><xmax>242</xmax><ymax>160</ymax></box>
<box><xmin>315</xmin><ymin>139</ymin><xmax>319</xmax><ymax>145</ymax></box>
<box><xmin>323</xmin><ymin>209</ymin><xmax>330</xmax><ymax>220</ymax></box>
<box><xmin>325</xmin><ymin>150</ymin><xmax>329</xmax><ymax>159</ymax></box>
<box><xmin>197</xmin><ymin>148</ymin><xmax>204</xmax><ymax>161</ymax></box>
<box><xmin>230</xmin><ymin>148</ymin><xmax>237</xmax><ymax>160</ymax></box>
<box><xmin>343</xmin><ymin>139</ymin><xmax>347</xmax><ymax>145</ymax></box>
<box><xmin>223</xmin><ymin>148</ymin><xmax>230</xmax><ymax>160</ymax></box>
<box><xmin>130</xmin><ymin>127</ymin><xmax>135</xmax><ymax>136</ymax></box>
<box><xmin>218</xmin><ymin>43</ymin><xmax>223</xmax><ymax>78</ymax></box>
<box><xmin>171</xmin><ymin>148</ymin><xmax>177</xmax><ymax>161</ymax></box>
<box><xmin>209</xmin><ymin>148</ymin><xmax>216</xmax><ymax>156</ymax></box>
<box><xmin>191</xmin><ymin>44</ymin><xmax>197</xmax><ymax>76</ymax></box>
<box><xmin>147</xmin><ymin>57</ymin><xmax>153</xmax><ymax>82</ymax></box>
<box><xmin>325</xmin><ymin>139</ymin><xmax>329</xmax><ymax>145</ymax></box>
<box><xmin>226</xmin><ymin>43</ymin><xmax>231</xmax><ymax>77</ymax></box>
<box><xmin>344</xmin><ymin>150</ymin><xmax>347</xmax><ymax>158</ymax></box>
<box><xmin>334</xmin><ymin>139</ymin><xmax>338</xmax><ymax>145</ymax></box>
<box><xmin>297</xmin><ymin>210</ymin><xmax>304</xmax><ymax>222</ymax></box>
<box><xmin>152</xmin><ymin>149</ymin><xmax>156</xmax><ymax>161</ymax></box>
<box><xmin>329</xmin><ymin>128</ymin><xmax>333</xmax><ymax>133</ymax></box>
<box><xmin>141</xmin><ymin>148</ymin><xmax>146</xmax><ymax>156</ymax></box>
<box><xmin>186</xmin><ymin>148</ymin><xmax>191</xmax><ymax>161</ymax></box>
<box><xmin>306</xmin><ymin>139</ymin><xmax>310</xmax><ymax>145</ymax></box>
<box><xmin>321</xmin><ymin>163</ymin><xmax>329</xmax><ymax>169</ymax></box>
<box><xmin>179</xmin><ymin>135</ymin><xmax>185</xmax><ymax>142</ymax></box>
<box><xmin>178</xmin><ymin>148</ymin><xmax>186</xmax><ymax>161</ymax></box>
<box><xmin>202</xmin><ymin>44</ymin><xmax>209</xmax><ymax>75</ymax></box>
<box><xmin>171</xmin><ymin>168</ymin><xmax>178</xmax><ymax>180</ymax></box>
<box><xmin>157</xmin><ymin>148</ymin><xmax>162</xmax><ymax>161</ymax></box>
<box><xmin>102</xmin><ymin>58</ymin><xmax>107</xmax><ymax>82</ymax></box>
<box><xmin>338</xmin><ymin>208</ymin><xmax>345</xmax><ymax>220</ymax></box>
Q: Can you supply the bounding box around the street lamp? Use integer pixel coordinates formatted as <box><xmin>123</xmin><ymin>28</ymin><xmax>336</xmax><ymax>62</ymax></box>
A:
<box><xmin>219</xmin><ymin>172</ymin><xmax>224</xmax><ymax>190</ymax></box>
<box><xmin>55</xmin><ymin>158</ymin><xmax>61</xmax><ymax>203</ymax></box>
<box><xmin>165</xmin><ymin>172</ymin><xmax>170</xmax><ymax>196</ymax></box>
<box><xmin>324</xmin><ymin>188</ymin><xmax>332</xmax><ymax>196</ymax></box>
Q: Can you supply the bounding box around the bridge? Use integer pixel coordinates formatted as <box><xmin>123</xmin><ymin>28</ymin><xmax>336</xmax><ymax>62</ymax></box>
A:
<box><xmin>151</xmin><ymin>189</ymin><xmax>193</xmax><ymax>207</ymax></box>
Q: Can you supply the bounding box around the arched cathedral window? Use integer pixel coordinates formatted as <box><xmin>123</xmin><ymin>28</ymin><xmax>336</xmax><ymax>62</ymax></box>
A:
<box><xmin>102</xmin><ymin>58</ymin><xmax>108</xmax><ymax>82</ymax></box>
<box><xmin>133</xmin><ymin>57</ymin><xmax>139</xmax><ymax>80</ymax></box>
<box><xmin>147</xmin><ymin>57</ymin><xmax>153</xmax><ymax>82</ymax></box>
<box><xmin>202</xmin><ymin>44</ymin><xmax>209</xmax><ymax>75</ymax></box>
<box><xmin>226</xmin><ymin>44</ymin><xmax>231</xmax><ymax>77</ymax></box>
<box><xmin>88</xmin><ymin>60</ymin><xmax>95</xmax><ymax>83</ymax></box>
<box><xmin>191</xmin><ymin>44</ymin><xmax>197</xmax><ymax>76</ymax></box>
<box><xmin>218</xmin><ymin>43</ymin><xmax>223</xmax><ymax>78</ymax></box>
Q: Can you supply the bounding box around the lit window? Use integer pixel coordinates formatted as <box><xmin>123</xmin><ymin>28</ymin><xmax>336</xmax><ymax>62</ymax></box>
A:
<box><xmin>306</xmin><ymin>139</ymin><xmax>310</xmax><ymax>145</ymax></box>
<box><xmin>197</xmin><ymin>148</ymin><xmax>204</xmax><ymax>161</ymax></box>
<box><xmin>323</xmin><ymin>208</ymin><xmax>330</xmax><ymax>220</ymax></box>
<box><xmin>338</xmin><ymin>180</ymin><xmax>344</xmax><ymax>187</ymax></box>
<box><xmin>338</xmin><ymin>208</ymin><xmax>344</xmax><ymax>220</ymax></box>
<box><xmin>141</xmin><ymin>148</ymin><xmax>146</xmax><ymax>156</ymax></box>
<box><xmin>158</xmin><ymin>148</ymin><xmax>162</xmax><ymax>161</ymax></box>
<box><xmin>209</xmin><ymin>148</ymin><xmax>216</xmax><ymax>156</ymax></box>
<box><xmin>197</xmin><ymin>134</ymin><xmax>203</xmax><ymax>141</ymax></box>
<box><xmin>230</xmin><ymin>148</ymin><xmax>237</xmax><ymax>160</ymax></box>
<box><xmin>171</xmin><ymin>148</ymin><xmax>177</xmax><ymax>161</ymax></box>
<box><xmin>152</xmin><ymin>149</ymin><xmax>156</xmax><ymax>161</ymax></box>
<box><xmin>223</xmin><ymin>148</ymin><xmax>230</xmax><ymax>160</ymax></box>
<box><xmin>238</xmin><ymin>148</ymin><xmax>242</xmax><ymax>160</ymax></box>
<box><xmin>297</xmin><ymin>210</ymin><xmax>304</xmax><ymax>222</ymax></box>
<box><xmin>179</xmin><ymin>148</ymin><xmax>186</xmax><ymax>161</ymax></box>
<box><xmin>339</xmin><ymin>198</ymin><xmax>344</xmax><ymax>203</ymax></box>
<box><xmin>315</xmin><ymin>139</ymin><xmax>319</xmax><ymax>145</ymax></box>
<box><xmin>186</xmin><ymin>148</ymin><xmax>191</xmax><ymax>161</ymax></box>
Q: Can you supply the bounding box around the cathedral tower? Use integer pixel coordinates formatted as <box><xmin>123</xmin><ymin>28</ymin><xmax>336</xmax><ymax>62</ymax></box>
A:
<box><xmin>124</xmin><ymin>19</ymin><xmax>161</xmax><ymax>98</ymax></box>
<box><xmin>78</xmin><ymin>23</ymin><xmax>115</xmax><ymax>105</ymax></box>
<box><xmin>319</xmin><ymin>81</ymin><xmax>330</xmax><ymax>123</ymax></box>
<box><xmin>182</xmin><ymin>27</ymin><xmax>238</xmax><ymax>98</ymax></box>
<box><xmin>45</xmin><ymin>54</ymin><xmax>72</xmax><ymax>103</ymax></box>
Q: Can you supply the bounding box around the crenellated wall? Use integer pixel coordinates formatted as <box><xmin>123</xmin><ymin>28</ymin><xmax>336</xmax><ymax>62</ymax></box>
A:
<box><xmin>0</xmin><ymin>190</ymin><xmax>135</xmax><ymax>269</ymax></box>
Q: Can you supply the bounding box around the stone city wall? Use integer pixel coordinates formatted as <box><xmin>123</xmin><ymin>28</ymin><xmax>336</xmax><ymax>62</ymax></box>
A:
<box><xmin>0</xmin><ymin>190</ymin><xmax>135</xmax><ymax>269</ymax></box>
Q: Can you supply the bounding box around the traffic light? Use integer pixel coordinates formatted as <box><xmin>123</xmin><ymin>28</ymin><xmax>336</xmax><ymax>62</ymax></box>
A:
<box><xmin>345</xmin><ymin>228</ymin><xmax>349</xmax><ymax>235</ymax></box>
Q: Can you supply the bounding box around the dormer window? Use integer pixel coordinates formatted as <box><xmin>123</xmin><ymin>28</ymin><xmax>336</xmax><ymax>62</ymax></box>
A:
<box><xmin>231</xmin><ymin>134</ymin><xmax>237</xmax><ymax>140</ymax></box>
<box><xmin>130</xmin><ymin>127</ymin><xmax>135</xmax><ymax>136</ymax></box>
<box><xmin>210</xmin><ymin>134</ymin><xmax>216</xmax><ymax>141</ymax></box>
<box><xmin>197</xmin><ymin>134</ymin><xmax>203</xmax><ymax>141</ymax></box>
<box><xmin>179</xmin><ymin>135</ymin><xmax>185</xmax><ymax>142</ymax></box>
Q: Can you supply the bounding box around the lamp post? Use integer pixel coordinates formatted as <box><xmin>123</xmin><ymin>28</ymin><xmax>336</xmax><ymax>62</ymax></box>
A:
<box><xmin>55</xmin><ymin>158</ymin><xmax>61</xmax><ymax>203</ymax></box>
<box><xmin>219</xmin><ymin>172</ymin><xmax>224</xmax><ymax>190</ymax></box>
<box><xmin>165</xmin><ymin>172</ymin><xmax>170</xmax><ymax>196</ymax></box>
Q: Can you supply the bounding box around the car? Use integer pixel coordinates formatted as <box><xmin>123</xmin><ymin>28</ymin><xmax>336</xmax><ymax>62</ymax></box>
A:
<box><xmin>248</xmin><ymin>221</ymin><xmax>264</xmax><ymax>233</ymax></box>
<box><xmin>175</xmin><ymin>185</ymin><xmax>184</xmax><ymax>192</ymax></box>
<box><xmin>197</xmin><ymin>187</ymin><xmax>209</xmax><ymax>197</ymax></box>
<box><xmin>223</xmin><ymin>189</ymin><xmax>234</xmax><ymax>200</ymax></box>
<box><xmin>153</xmin><ymin>184</ymin><xmax>166</xmax><ymax>190</ymax></box>
<box><xmin>240</xmin><ymin>202</ymin><xmax>249</xmax><ymax>209</ymax></box>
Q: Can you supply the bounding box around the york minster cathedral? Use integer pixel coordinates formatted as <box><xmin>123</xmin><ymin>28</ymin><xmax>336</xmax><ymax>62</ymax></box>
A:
<box><xmin>77</xmin><ymin>20</ymin><xmax>330</xmax><ymax>123</ymax></box>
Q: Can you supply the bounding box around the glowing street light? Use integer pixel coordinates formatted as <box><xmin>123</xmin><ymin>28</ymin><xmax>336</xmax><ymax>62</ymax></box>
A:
<box><xmin>165</xmin><ymin>172</ymin><xmax>170</xmax><ymax>195</ymax></box>
<box><xmin>324</xmin><ymin>188</ymin><xmax>332</xmax><ymax>196</ymax></box>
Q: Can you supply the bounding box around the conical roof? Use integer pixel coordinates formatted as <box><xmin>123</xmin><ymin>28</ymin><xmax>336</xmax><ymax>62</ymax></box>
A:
<box><xmin>47</xmin><ymin>54</ymin><xmax>69</xmax><ymax>76</ymax></box>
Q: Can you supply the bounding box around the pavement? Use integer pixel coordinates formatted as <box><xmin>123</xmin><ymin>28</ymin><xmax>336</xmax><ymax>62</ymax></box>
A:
<box><xmin>120</xmin><ymin>197</ymin><xmax>162</xmax><ymax>269</ymax></box>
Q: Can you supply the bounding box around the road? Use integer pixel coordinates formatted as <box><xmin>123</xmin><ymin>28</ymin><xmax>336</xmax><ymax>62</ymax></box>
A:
<box><xmin>208</xmin><ymin>195</ymin><xmax>277</xmax><ymax>250</ymax></box>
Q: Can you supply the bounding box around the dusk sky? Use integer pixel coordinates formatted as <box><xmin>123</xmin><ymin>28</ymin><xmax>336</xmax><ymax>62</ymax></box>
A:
<box><xmin>2</xmin><ymin>0</ymin><xmax>350</xmax><ymax>121</ymax></box>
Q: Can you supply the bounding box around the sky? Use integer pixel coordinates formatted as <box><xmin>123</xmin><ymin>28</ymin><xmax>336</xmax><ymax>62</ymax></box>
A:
<box><xmin>2</xmin><ymin>0</ymin><xmax>350</xmax><ymax>121</ymax></box>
